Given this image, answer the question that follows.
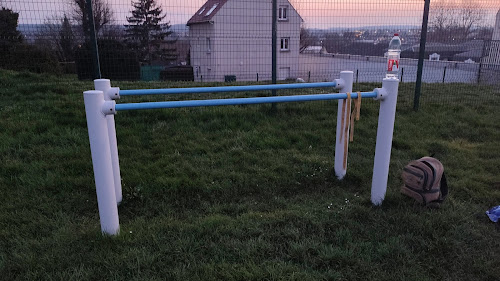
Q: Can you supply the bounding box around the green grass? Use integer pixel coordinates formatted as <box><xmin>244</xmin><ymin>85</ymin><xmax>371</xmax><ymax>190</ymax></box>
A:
<box><xmin>1</xmin><ymin>69</ymin><xmax>499</xmax><ymax>280</ymax></box>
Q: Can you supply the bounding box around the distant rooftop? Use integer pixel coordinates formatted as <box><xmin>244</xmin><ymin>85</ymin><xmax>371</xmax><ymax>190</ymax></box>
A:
<box><xmin>187</xmin><ymin>0</ymin><xmax>229</xmax><ymax>26</ymax></box>
<box><xmin>411</xmin><ymin>40</ymin><xmax>484</xmax><ymax>53</ymax></box>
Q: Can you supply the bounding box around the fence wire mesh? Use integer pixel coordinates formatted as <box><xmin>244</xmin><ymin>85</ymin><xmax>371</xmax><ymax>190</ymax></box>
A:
<box><xmin>1</xmin><ymin>0</ymin><xmax>499</xmax><ymax>106</ymax></box>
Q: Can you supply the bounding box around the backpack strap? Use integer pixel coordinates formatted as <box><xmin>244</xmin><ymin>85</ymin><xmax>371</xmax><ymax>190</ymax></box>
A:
<box><xmin>430</xmin><ymin>172</ymin><xmax>448</xmax><ymax>204</ymax></box>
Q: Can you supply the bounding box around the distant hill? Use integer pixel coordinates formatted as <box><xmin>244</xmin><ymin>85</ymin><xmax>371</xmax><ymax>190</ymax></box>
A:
<box><xmin>18</xmin><ymin>23</ymin><xmax>190</xmax><ymax>39</ymax></box>
<box><xmin>322</xmin><ymin>25</ymin><xmax>420</xmax><ymax>32</ymax></box>
<box><xmin>19</xmin><ymin>23</ymin><xmax>418</xmax><ymax>40</ymax></box>
<box><xmin>18</xmin><ymin>24</ymin><xmax>41</xmax><ymax>35</ymax></box>
<box><xmin>171</xmin><ymin>24</ymin><xmax>189</xmax><ymax>34</ymax></box>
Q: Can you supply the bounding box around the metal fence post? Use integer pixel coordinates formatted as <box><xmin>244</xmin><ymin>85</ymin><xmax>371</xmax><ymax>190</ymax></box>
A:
<box><xmin>86</xmin><ymin>0</ymin><xmax>101</xmax><ymax>79</ymax></box>
<box><xmin>477</xmin><ymin>63</ymin><xmax>482</xmax><ymax>84</ymax></box>
<box><xmin>442</xmin><ymin>66</ymin><xmax>447</xmax><ymax>83</ymax></box>
<box><xmin>371</xmin><ymin>77</ymin><xmax>400</xmax><ymax>205</ymax></box>
<box><xmin>414</xmin><ymin>0</ymin><xmax>430</xmax><ymax>111</ymax></box>
<box><xmin>271</xmin><ymin>0</ymin><xmax>277</xmax><ymax>112</ymax></box>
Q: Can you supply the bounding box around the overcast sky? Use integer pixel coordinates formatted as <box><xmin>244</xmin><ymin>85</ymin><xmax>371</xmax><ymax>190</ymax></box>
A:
<box><xmin>3</xmin><ymin>0</ymin><xmax>498</xmax><ymax>29</ymax></box>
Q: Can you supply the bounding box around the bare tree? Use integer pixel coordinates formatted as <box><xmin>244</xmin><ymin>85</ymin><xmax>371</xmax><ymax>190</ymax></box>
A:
<box><xmin>456</xmin><ymin>1</ymin><xmax>484</xmax><ymax>40</ymax></box>
<box><xmin>430</xmin><ymin>0</ymin><xmax>484</xmax><ymax>42</ymax></box>
<box><xmin>322</xmin><ymin>32</ymin><xmax>342</xmax><ymax>54</ymax></box>
<box><xmin>299</xmin><ymin>27</ymin><xmax>317</xmax><ymax>53</ymax></box>
<box><xmin>35</xmin><ymin>15</ymin><xmax>76</xmax><ymax>62</ymax></box>
<box><xmin>35</xmin><ymin>16</ymin><xmax>63</xmax><ymax>58</ymax></box>
<box><xmin>430</xmin><ymin>2</ymin><xmax>452</xmax><ymax>40</ymax></box>
<box><xmin>70</xmin><ymin>0</ymin><xmax>113</xmax><ymax>37</ymax></box>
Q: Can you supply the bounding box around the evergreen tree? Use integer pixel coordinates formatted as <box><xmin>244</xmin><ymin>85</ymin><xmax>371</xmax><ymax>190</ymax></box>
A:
<box><xmin>0</xmin><ymin>7</ymin><xmax>23</xmax><ymax>44</ymax></box>
<box><xmin>125</xmin><ymin>0</ymin><xmax>177</xmax><ymax>64</ymax></box>
<box><xmin>59</xmin><ymin>15</ymin><xmax>75</xmax><ymax>62</ymax></box>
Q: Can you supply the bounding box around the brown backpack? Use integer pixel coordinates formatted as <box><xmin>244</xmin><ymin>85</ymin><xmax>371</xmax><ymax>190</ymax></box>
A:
<box><xmin>401</xmin><ymin>157</ymin><xmax>448</xmax><ymax>206</ymax></box>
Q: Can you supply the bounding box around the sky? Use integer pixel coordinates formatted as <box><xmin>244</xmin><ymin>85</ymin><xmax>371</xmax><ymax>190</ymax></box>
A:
<box><xmin>3</xmin><ymin>0</ymin><xmax>498</xmax><ymax>29</ymax></box>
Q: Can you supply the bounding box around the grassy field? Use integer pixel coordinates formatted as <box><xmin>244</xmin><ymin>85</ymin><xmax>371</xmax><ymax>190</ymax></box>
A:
<box><xmin>1</xmin><ymin>69</ymin><xmax>500</xmax><ymax>280</ymax></box>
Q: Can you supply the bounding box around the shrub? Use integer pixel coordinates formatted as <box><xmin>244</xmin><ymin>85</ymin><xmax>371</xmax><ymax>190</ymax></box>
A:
<box><xmin>0</xmin><ymin>42</ymin><xmax>61</xmax><ymax>74</ymax></box>
<box><xmin>75</xmin><ymin>39</ymin><xmax>140</xmax><ymax>80</ymax></box>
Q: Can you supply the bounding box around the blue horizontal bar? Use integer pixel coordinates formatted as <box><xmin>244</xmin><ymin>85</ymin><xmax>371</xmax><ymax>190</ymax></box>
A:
<box><xmin>115</xmin><ymin>92</ymin><xmax>377</xmax><ymax>111</ymax></box>
<box><xmin>120</xmin><ymin>82</ymin><xmax>337</xmax><ymax>96</ymax></box>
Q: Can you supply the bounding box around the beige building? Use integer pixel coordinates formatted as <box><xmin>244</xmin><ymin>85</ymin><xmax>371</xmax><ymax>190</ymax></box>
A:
<box><xmin>187</xmin><ymin>0</ymin><xmax>302</xmax><ymax>82</ymax></box>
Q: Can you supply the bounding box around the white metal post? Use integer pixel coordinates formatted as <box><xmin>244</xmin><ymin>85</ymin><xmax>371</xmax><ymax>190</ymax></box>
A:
<box><xmin>334</xmin><ymin>71</ymin><xmax>353</xmax><ymax>179</ymax></box>
<box><xmin>83</xmin><ymin>90</ymin><xmax>120</xmax><ymax>235</ymax></box>
<box><xmin>371</xmin><ymin>78</ymin><xmax>399</xmax><ymax>205</ymax></box>
<box><xmin>94</xmin><ymin>79</ymin><xmax>122</xmax><ymax>204</ymax></box>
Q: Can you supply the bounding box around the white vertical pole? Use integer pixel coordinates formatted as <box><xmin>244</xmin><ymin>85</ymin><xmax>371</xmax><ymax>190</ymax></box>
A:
<box><xmin>334</xmin><ymin>71</ymin><xmax>353</xmax><ymax>179</ymax></box>
<box><xmin>371</xmin><ymin>78</ymin><xmax>399</xmax><ymax>205</ymax></box>
<box><xmin>94</xmin><ymin>79</ymin><xmax>122</xmax><ymax>204</ymax></box>
<box><xmin>84</xmin><ymin>90</ymin><xmax>120</xmax><ymax>235</ymax></box>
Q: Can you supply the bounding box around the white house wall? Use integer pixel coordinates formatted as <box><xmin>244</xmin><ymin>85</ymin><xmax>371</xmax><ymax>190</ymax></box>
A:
<box><xmin>482</xmin><ymin>10</ymin><xmax>500</xmax><ymax>66</ymax></box>
<box><xmin>189</xmin><ymin>0</ymin><xmax>301</xmax><ymax>82</ymax></box>
<box><xmin>189</xmin><ymin>23</ymin><xmax>216</xmax><ymax>81</ymax></box>
<box><xmin>493</xmin><ymin>9</ymin><xmax>500</xmax><ymax>41</ymax></box>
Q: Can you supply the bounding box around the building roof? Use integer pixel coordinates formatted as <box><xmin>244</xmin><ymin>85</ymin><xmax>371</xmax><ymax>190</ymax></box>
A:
<box><xmin>453</xmin><ymin>49</ymin><xmax>483</xmax><ymax>60</ymax></box>
<box><xmin>411</xmin><ymin>42</ymin><xmax>466</xmax><ymax>53</ymax></box>
<box><xmin>187</xmin><ymin>0</ymin><xmax>303</xmax><ymax>26</ymax></box>
<box><xmin>411</xmin><ymin>40</ymin><xmax>484</xmax><ymax>53</ymax></box>
<box><xmin>187</xmin><ymin>0</ymin><xmax>229</xmax><ymax>26</ymax></box>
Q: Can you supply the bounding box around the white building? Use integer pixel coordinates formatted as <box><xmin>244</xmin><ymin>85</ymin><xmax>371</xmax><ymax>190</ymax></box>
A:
<box><xmin>187</xmin><ymin>0</ymin><xmax>303</xmax><ymax>82</ymax></box>
<box><xmin>482</xmin><ymin>9</ymin><xmax>500</xmax><ymax>66</ymax></box>
<box><xmin>493</xmin><ymin>9</ymin><xmax>500</xmax><ymax>41</ymax></box>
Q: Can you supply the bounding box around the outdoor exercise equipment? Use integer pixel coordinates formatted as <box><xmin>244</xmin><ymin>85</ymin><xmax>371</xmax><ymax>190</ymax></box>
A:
<box><xmin>84</xmin><ymin>71</ymin><xmax>399</xmax><ymax>235</ymax></box>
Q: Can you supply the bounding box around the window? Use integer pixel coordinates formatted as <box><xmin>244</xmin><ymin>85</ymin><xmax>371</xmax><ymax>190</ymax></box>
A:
<box><xmin>278</xmin><ymin>6</ymin><xmax>288</xmax><ymax>20</ymax></box>
<box><xmin>280</xmin><ymin>38</ymin><xmax>289</xmax><ymax>51</ymax></box>
<box><xmin>198</xmin><ymin>7</ymin><xmax>206</xmax><ymax>15</ymax></box>
<box><xmin>206</xmin><ymin>3</ymin><xmax>218</xmax><ymax>16</ymax></box>
<box><xmin>206</xmin><ymin>37</ymin><xmax>211</xmax><ymax>52</ymax></box>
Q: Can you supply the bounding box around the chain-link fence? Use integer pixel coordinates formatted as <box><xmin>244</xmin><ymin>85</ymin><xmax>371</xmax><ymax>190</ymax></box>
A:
<box><xmin>1</xmin><ymin>1</ymin><xmax>499</xmax><ymax>88</ymax></box>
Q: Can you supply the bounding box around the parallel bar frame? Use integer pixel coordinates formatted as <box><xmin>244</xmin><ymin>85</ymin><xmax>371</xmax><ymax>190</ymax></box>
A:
<box><xmin>84</xmin><ymin>71</ymin><xmax>400</xmax><ymax>236</ymax></box>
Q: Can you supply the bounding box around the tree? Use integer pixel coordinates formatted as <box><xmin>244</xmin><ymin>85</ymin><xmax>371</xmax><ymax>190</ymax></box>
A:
<box><xmin>322</xmin><ymin>32</ymin><xmax>342</xmax><ymax>53</ymax></box>
<box><xmin>475</xmin><ymin>27</ymin><xmax>493</xmax><ymax>40</ymax></box>
<box><xmin>342</xmin><ymin>31</ymin><xmax>356</xmax><ymax>43</ymax></box>
<box><xmin>35</xmin><ymin>16</ymin><xmax>63</xmax><ymax>59</ymax></box>
<box><xmin>70</xmin><ymin>0</ymin><xmax>112</xmax><ymax>38</ymax></box>
<box><xmin>0</xmin><ymin>8</ymin><xmax>60</xmax><ymax>74</ymax></box>
<box><xmin>429</xmin><ymin>0</ymin><xmax>485</xmax><ymax>43</ymax></box>
<box><xmin>299</xmin><ymin>28</ymin><xmax>317</xmax><ymax>53</ymax></box>
<box><xmin>59</xmin><ymin>15</ymin><xmax>75</xmax><ymax>61</ymax></box>
<box><xmin>125</xmin><ymin>0</ymin><xmax>177</xmax><ymax>64</ymax></box>
<box><xmin>34</xmin><ymin>15</ymin><xmax>74</xmax><ymax>62</ymax></box>
<box><xmin>455</xmin><ymin>2</ymin><xmax>484</xmax><ymax>40</ymax></box>
<box><xmin>0</xmin><ymin>7</ymin><xmax>23</xmax><ymax>44</ymax></box>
